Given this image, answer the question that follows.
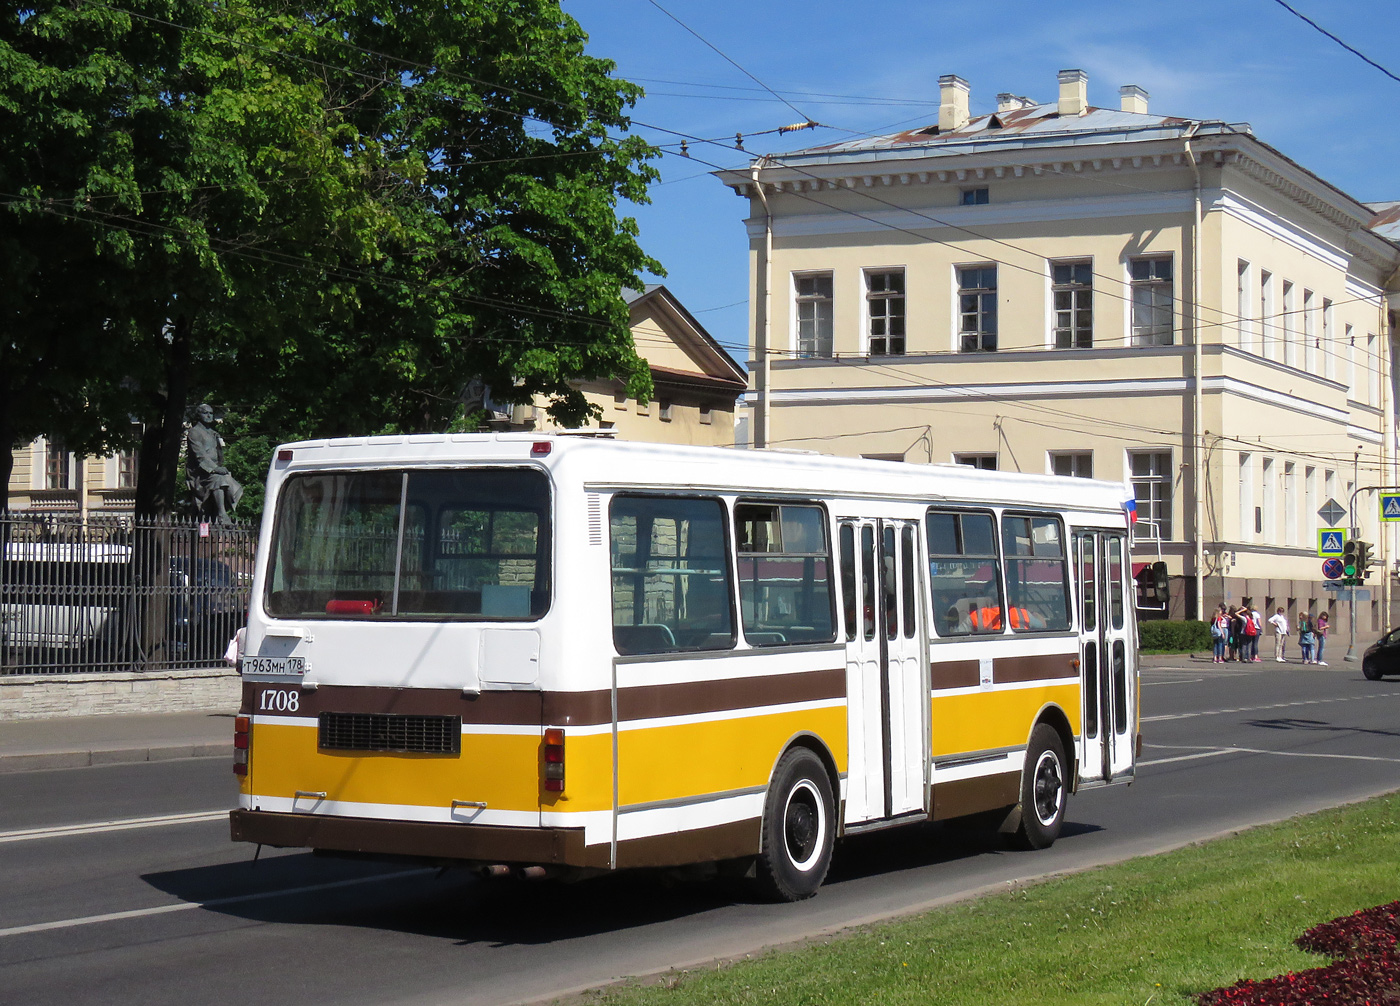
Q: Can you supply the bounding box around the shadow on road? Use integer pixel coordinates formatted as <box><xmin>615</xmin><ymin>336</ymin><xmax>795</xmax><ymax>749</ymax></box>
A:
<box><xmin>1244</xmin><ymin>717</ymin><xmax>1400</xmax><ymax>739</ymax></box>
<box><xmin>139</xmin><ymin>817</ymin><xmax>1103</xmax><ymax>943</ymax></box>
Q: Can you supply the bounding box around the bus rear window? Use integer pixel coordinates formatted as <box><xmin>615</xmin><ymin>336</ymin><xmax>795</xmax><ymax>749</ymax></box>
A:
<box><xmin>266</xmin><ymin>469</ymin><xmax>550</xmax><ymax>620</ymax></box>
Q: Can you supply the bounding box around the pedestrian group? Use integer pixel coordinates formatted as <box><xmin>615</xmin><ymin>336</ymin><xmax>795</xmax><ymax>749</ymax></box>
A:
<box><xmin>1211</xmin><ymin>601</ymin><xmax>1327</xmax><ymax>664</ymax></box>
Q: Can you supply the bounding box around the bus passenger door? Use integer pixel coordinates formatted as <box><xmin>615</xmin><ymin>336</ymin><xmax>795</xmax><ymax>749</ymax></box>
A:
<box><xmin>1075</xmin><ymin>530</ymin><xmax>1134</xmax><ymax>784</ymax></box>
<box><xmin>881</xmin><ymin>521</ymin><xmax>927</xmax><ymax>818</ymax></box>
<box><xmin>838</xmin><ymin>520</ymin><xmax>928</xmax><ymax>826</ymax></box>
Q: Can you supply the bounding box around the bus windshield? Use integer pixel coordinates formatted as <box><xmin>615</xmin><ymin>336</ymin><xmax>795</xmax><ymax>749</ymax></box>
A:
<box><xmin>265</xmin><ymin>468</ymin><xmax>550</xmax><ymax>620</ymax></box>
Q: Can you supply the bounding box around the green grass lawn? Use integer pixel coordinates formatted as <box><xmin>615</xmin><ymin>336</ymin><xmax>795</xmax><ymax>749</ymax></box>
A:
<box><xmin>592</xmin><ymin>792</ymin><xmax>1400</xmax><ymax>1006</ymax></box>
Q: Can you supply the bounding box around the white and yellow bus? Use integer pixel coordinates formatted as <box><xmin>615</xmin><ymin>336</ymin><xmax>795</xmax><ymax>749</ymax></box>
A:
<box><xmin>230</xmin><ymin>434</ymin><xmax>1138</xmax><ymax>900</ymax></box>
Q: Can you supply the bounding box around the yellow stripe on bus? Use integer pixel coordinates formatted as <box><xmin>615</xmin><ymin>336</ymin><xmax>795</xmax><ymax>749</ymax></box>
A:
<box><xmin>930</xmin><ymin>684</ymin><xmax>1080</xmax><ymax>759</ymax></box>
<box><xmin>617</xmin><ymin>706</ymin><xmax>847</xmax><ymax>808</ymax></box>
<box><xmin>247</xmin><ymin>722</ymin><xmax>614</xmax><ymax>813</ymax></box>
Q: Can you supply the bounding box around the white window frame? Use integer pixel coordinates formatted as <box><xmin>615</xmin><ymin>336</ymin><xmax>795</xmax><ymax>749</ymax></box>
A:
<box><xmin>1128</xmin><ymin>450</ymin><xmax>1173</xmax><ymax>541</ymax></box>
<box><xmin>1238</xmin><ymin>453</ymin><xmax>1254</xmax><ymax>543</ymax></box>
<box><xmin>1237</xmin><ymin>260</ymin><xmax>1252</xmax><ymax>351</ymax></box>
<box><xmin>1049</xmin><ymin>451</ymin><xmax>1093</xmax><ymax>478</ymax></box>
<box><xmin>1128</xmin><ymin>255</ymin><xmax>1173</xmax><ymax>347</ymax></box>
<box><xmin>953</xmin><ymin>453</ymin><xmax>997</xmax><ymax>471</ymax></box>
<box><xmin>1303</xmin><ymin>289</ymin><xmax>1316</xmax><ymax>373</ymax></box>
<box><xmin>793</xmin><ymin>271</ymin><xmax>834</xmax><ymax>359</ymax></box>
<box><xmin>956</xmin><ymin>264</ymin><xmax>998</xmax><ymax>353</ymax></box>
<box><xmin>864</xmin><ymin>267</ymin><xmax>906</xmax><ymax>356</ymax></box>
<box><xmin>1051</xmin><ymin>258</ymin><xmax>1093</xmax><ymax>349</ymax></box>
<box><xmin>1261</xmin><ymin>271</ymin><xmax>1275</xmax><ymax>361</ymax></box>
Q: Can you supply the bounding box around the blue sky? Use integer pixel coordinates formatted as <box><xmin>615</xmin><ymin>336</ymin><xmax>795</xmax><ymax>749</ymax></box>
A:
<box><xmin>566</xmin><ymin>0</ymin><xmax>1400</xmax><ymax>363</ymax></box>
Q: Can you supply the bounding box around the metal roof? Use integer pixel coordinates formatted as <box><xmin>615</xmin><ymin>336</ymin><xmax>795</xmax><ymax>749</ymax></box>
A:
<box><xmin>769</xmin><ymin>103</ymin><xmax>1213</xmax><ymax>167</ymax></box>
<box><xmin>1366</xmin><ymin>202</ymin><xmax>1400</xmax><ymax>242</ymax></box>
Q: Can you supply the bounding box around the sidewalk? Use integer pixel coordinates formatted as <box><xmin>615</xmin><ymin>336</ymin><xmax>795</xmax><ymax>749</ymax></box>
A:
<box><xmin>0</xmin><ymin>712</ymin><xmax>233</xmax><ymax>774</ymax></box>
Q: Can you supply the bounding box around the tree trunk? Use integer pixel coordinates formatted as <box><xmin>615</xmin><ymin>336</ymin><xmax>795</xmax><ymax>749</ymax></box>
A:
<box><xmin>132</xmin><ymin>314</ymin><xmax>192</xmax><ymax>667</ymax></box>
<box><xmin>133</xmin><ymin>315</ymin><xmax>192</xmax><ymax>516</ymax></box>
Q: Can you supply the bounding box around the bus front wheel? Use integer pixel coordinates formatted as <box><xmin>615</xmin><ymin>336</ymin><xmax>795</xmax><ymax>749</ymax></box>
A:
<box><xmin>1013</xmin><ymin>724</ymin><xmax>1067</xmax><ymax>851</ymax></box>
<box><xmin>754</xmin><ymin>748</ymin><xmax>835</xmax><ymax>902</ymax></box>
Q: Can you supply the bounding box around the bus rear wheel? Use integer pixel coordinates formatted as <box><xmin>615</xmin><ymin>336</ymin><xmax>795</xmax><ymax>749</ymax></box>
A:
<box><xmin>754</xmin><ymin>748</ymin><xmax>834</xmax><ymax>902</ymax></box>
<box><xmin>1012</xmin><ymin>724</ymin><xmax>1067</xmax><ymax>851</ymax></box>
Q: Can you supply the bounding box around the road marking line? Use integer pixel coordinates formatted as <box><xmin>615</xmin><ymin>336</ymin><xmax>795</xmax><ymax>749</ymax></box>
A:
<box><xmin>0</xmin><ymin>810</ymin><xmax>228</xmax><ymax>844</ymax></box>
<box><xmin>1138</xmin><ymin>749</ymin><xmax>1235</xmax><ymax>766</ymax></box>
<box><xmin>1142</xmin><ymin>678</ymin><xmax>1203</xmax><ymax>686</ymax></box>
<box><xmin>1139</xmin><ymin>745</ymin><xmax>1400</xmax><ymax>768</ymax></box>
<box><xmin>0</xmin><ymin>869</ymin><xmax>433</xmax><ymax>939</ymax></box>
<box><xmin>1142</xmin><ymin>690</ymin><xmax>1400</xmax><ymax>722</ymax></box>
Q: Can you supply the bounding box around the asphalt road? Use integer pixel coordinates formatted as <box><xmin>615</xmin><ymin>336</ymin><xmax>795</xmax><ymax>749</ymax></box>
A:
<box><xmin>4</xmin><ymin>661</ymin><xmax>1400</xmax><ymax>1006</ymax></box>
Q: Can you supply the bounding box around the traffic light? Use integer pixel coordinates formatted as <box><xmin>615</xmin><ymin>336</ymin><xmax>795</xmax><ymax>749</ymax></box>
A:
<box><xmin>1356</xmin><ymin>540</ymin><xmax>1373</xmax><ymax>578</ymax></box>
<box><xmin>1343</xmin><ymin>538</ymin><xmax>1359</xmax><ymax>577</ymax></box>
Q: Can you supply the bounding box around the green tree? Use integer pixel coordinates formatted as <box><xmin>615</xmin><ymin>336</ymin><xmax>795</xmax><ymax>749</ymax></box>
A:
<box><xmin>2</xmin><ymin>0</ymin><xmax>660</xmax><ymax>513</ymax></box>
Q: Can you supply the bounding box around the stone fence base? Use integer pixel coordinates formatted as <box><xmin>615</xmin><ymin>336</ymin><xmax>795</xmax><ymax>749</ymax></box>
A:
<box><xmin>0</xmin><ymin>667</ymin><xmax>241</xmax><ymax>721</ymax></box>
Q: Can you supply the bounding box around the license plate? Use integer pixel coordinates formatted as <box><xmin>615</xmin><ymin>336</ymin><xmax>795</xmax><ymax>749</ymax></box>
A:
<box><xmin>242</xmin><ymin>655</ymin><xmax>307</xmax><ymax>677</ymax></box>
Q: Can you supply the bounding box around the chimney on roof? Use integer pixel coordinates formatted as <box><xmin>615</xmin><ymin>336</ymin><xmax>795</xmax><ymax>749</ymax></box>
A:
<box><xmin>1120</xmin><ymin>84</ymin><xmax>1149</xmax><ymax>114</ymax></box>
<box><xmin>997</xmin><ymin>93</ymin><xmax>1035</xmax><ymax>113</ymax></box>
<box><xmin>938</xmin><ymin>74</ymin><xmax>970</xmax><ymax>131</ymax></box>
<box><xmin>1057</xmin><ymin>68</ymin><xmax>1088</xmax><ymax>117</ymax></box>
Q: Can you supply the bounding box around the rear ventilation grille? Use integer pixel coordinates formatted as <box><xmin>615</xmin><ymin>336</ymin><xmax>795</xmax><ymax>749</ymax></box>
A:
<box><xmin>318</xmin><ymin>712</ymin><xmax>461</xmax><ymax>755</ymax></box>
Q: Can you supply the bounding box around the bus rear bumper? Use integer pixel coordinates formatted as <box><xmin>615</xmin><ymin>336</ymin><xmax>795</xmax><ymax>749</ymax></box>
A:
<box><xmin>229</xmin><ymin>808</ymin><xmax>601</xmax><ymax>868</ymax></box>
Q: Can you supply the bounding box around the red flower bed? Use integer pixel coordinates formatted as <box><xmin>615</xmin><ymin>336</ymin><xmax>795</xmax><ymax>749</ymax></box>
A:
<box><xmin>1196</xmin><ymin>951</ymin><xmax>1400</xmax><ymax>1005</ymax></box>
<box><xmin>1196</xmin><ymin>901</ymin><xmax>1400</xmax><ymax>1006</ymax></box>
<box><xmin>1296</xmin><ymin>901</ymin><xmax>1400</xmax><ymax>959</ymax></box>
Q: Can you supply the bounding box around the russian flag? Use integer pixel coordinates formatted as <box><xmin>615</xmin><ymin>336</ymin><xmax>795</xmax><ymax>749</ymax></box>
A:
<box><xmin>1123</xmin><ymin>496</ymin><xmax>1138</xmax><ymax>523</ymax></box>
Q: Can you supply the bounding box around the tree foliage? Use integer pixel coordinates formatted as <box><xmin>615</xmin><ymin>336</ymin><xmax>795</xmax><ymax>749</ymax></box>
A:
<box><xmin>1</xmin><ymin>0</ymin><xmax>661</xmax><ymax>512</ymax></box>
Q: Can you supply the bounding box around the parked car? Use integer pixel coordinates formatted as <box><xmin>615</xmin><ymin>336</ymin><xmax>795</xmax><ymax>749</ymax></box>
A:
<box><xmin>1362</xmin><ymin>627</ymin><xmax>1400</xmax><ymax>680</ymax></box>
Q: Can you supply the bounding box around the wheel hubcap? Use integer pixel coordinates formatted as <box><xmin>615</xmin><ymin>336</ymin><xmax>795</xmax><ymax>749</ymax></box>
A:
<box><xmin>783</xmin><ymin>780</ymin><xmax>825</xmax><ymax>870</ymax></box>
<box><xmin>1033</xmin><ymin>750</ymin><xmax>1063</xmax><ymax>827</ymax></box>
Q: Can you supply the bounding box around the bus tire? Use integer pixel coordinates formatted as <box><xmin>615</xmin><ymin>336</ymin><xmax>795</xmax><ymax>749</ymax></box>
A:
<box><xmin>753</xmin><ymin>748</ymin><xmax>835</xmax><ymax>902</ymax></box>
<box><xmin>1013</xmin><ymin>724</ymin><xmax>1067</xmax><ymax>851</ymax></box>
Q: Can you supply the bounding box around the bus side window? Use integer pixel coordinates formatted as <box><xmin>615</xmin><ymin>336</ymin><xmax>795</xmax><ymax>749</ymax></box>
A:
<box><xmin>610</xmin><ymin>496</ymin><xmax>735</xmax><ymax>655</ymax></box>
<box><xmin>1001</xmin><ymin>514</ymin><xmax>1071</xmax><ymax>632</ymax></box>
<box><xmin>840</xmin><ymin>524</ymin><xmax>856</xmax><ymax>642</ymax></box>
<box><xmin>925</xmin><ymin>509</ymin><xmax>1003</xmax><ymax>636</ymax></box>
<box><xmin>735</xmin><ymin>503</ymin><xmax>835</xmax><ymax>647</ymax></box>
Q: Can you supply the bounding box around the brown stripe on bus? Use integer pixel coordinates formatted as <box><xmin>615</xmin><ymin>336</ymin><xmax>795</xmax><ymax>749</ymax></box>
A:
<box><xmin>993</xmin><ymin>652</ymin><xmax>1078</xmax><ymax>684</ymax></box>
<box><xmin>930</xmin><ymin>660</ymin><xmax>980</xmax><ymax>690</ymax></box>
<box><xmin>241</xmin><ymin>666</ymin><xmax>845</xmax><ymax>727</ymax></box>
<box><xmin>931</xmin><ymin>771</ymin><xmax>1021</xmax><ymax>821</ymax></box>
<box><xmin>615</xmin><ymin>667</ymin><xmax>845</xmax><ymax>722</ymax></box>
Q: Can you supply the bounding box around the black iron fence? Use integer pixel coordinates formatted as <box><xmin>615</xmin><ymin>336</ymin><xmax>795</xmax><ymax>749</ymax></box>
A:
<box><xmin>1</xmin><ymin>513</ymin><xmax>256</xmax><ymax>675</ymax></box>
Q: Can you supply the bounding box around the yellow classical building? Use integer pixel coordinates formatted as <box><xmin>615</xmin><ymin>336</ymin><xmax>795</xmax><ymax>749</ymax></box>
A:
<box><xmin>720</xmin><ymin>69</ymin><xmax>1400</xmax><ymax>624</ymax></box>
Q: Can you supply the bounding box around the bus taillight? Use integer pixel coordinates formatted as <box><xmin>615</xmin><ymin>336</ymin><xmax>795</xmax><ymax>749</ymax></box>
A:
<box><xmin>234</xmin><ymin>714</ymin><xmax>250</xmax><ymax>776</ymax></box>
<box><xmin>543</xmin><ymin>727</ymin><xmax>565</xmax><ymax>792</ymax></box>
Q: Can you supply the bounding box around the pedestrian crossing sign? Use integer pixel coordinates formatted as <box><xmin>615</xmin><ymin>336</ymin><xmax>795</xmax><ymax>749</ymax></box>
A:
<box><xmin>1318</xmin><ymin>528</ymin><xmax>1347</xmax><ymax>556</ymax></box>
<box><xmin>1381</xmin><ymin>494</ymin><xmax>1400</xmax><ymax>521</ymax></box>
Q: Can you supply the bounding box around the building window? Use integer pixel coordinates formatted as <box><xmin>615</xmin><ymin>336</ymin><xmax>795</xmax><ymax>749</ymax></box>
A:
<box><xmin>613</xmin><ymin>390</ymin><xmax>627</xmax><ymax>411</ymax></box>
<box><xmin>866</xmin><ymin>270</ymin><xmax>905</xmax><ymax>356</ymax></box>
<box><xmin>1052</xmin><ymin>261</ymin><xmax>1093</xmax><ymax>348</ymax></box>
<box><xmin>1129</xmin><ymin>451</ymin><xmax>1172</xmax><ymax>540</ymax></box>
<box><xmin>45</xmin><ymin>440</ymin><xmax>71</xmax><ymax>490</ymax></box>
<box><xmin>1303</xmin><ymin>290</ymin><xmax>1316</xmax><ymax>372</ymax></box>
<box><xmin>954</xmin><ymin>453</ymin><xmax>997</xmax><ymax>471</ymax></box>
<box><xmin>1261</xmin><ymin>270</ymin><xmax>1275</xmax><ymax>360</ymax></box>
<box><xmin>658</xmin><ymin>401</ymin><xmax>672</xmax><ymax>422</ymax></box>
<box><xmin>1284</xmin><ymin>461</ymin><xmax>1297</xmax><ymax>546</ymax></box>
<box><xmin>960</xmin><ymin>187</ymin><xmax>989</xmax><ymax>205</ymax></box>
<box><xmin>1237</xmin><ymin>260</ymin><xmax>1251</xmax><ymax>350</ymax></box>
<box><xmin>1238</xmin><ymin>453</ymin><xmax>1253</xmax><ymax>543</ymax></box>
<box><xmin>698</xmin><ymin>405</ymin><xmax>713</xmax><ymax>425</ymax></box>
<box><xmin>1130</xmin><ymin>257</ymin><xmax>1173</xmax><ymax>346</ymax></box>
<box><xmin>795</xmin><ymin>273</ymin><xmax>834</xmax><ymax>358</ymax></box>
<box><xmin>1322</xmin><ymin>300</ymin><xmax>1335</xmax><ymax>380</ymax></box>
<box><xmin>1282</xmin><ymin>281</ymin><xmax>1296</xmax><ymax>368</ymax></box>
<box><xmin>1262</xmin><ymin>457</ymin><xmax>1276</xmax><ymax>541</ymax></box>
<box><xmin>1050</xmin><ymin>452</ymin><xmax>1093</xmax><ymax>478</ymax></box>
<box><xmin>116</xmin><ymin>450</ymin><xmax>137</xmax><ymax>489</ymax></box>
<box><xmin>958</xmin><ymin>266</ymin><xmax>997</xmax><ymax>352</ymax></box>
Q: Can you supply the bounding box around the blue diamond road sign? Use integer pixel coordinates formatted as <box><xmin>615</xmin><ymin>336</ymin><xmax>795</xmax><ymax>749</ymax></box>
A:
<box><xmin>1382</xmin><ymin>494</ymin><xmax>1400</xmax><ymax>521</ymax></box>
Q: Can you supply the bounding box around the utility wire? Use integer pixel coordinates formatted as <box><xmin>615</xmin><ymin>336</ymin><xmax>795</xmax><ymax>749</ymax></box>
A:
<box><xmin>642</xmin><ymin>0</ymin><xmax>815</xmax><ymax>126</ymax></box>
<box><xmin>1269</xmin><ymin>0</ymin><xmax>1400</xmax><ymax>85</ymax></box>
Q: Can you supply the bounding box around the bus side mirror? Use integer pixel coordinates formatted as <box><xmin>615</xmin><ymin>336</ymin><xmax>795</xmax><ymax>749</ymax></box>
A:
<box><xmin>1151</xmin><ymin>561</ymin><xmax>1168</xmax><ymax>596</ymax></box>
